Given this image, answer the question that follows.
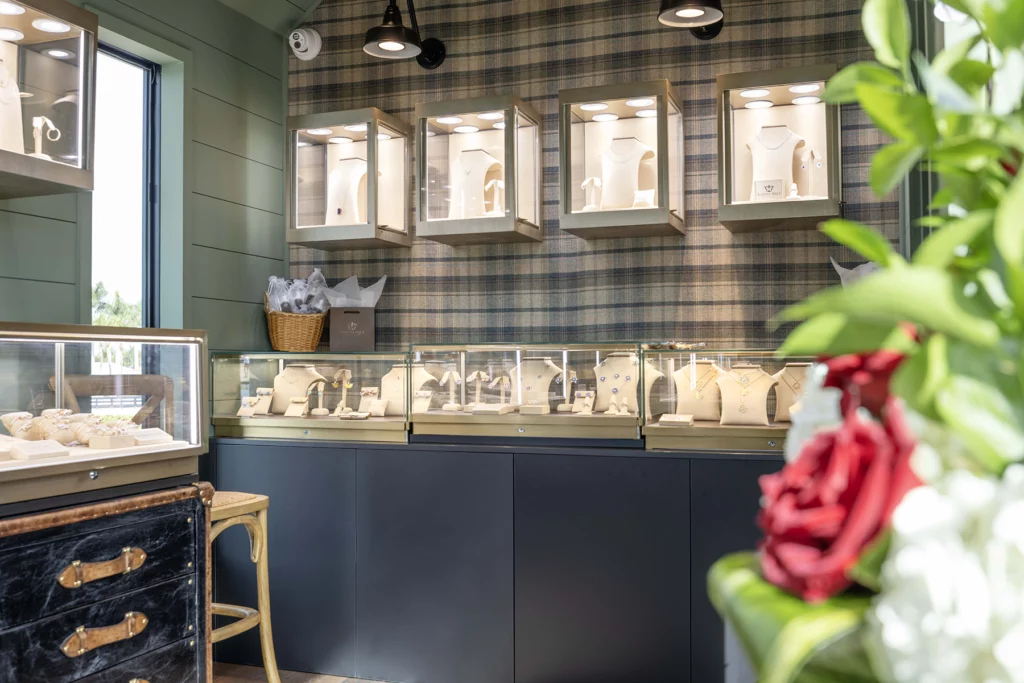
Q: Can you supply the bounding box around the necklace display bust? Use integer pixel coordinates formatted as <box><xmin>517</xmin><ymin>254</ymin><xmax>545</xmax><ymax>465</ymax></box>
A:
<box><xmin>271</xmin><ymin>364</ymin><xmax>327</xmax><ymax>415</ymax></box>
<box><xmin>380</xmin><ymin>364</ymin><xmax>437</xmax><ymax>417</ymax></box>
<box><xmin>773</xmin><ymin>362</ymin><xmax>811</xmax><ymax>422</ymax></box>
<box><xmin>716</xmin><ymin>364</ymin><xmax>778</xmax><ymax>426</ymax></box>
<box><xmin>447</xmin><ymin>149</ymin><xmax>503</xmax><ymax>220</ymax></box>
<box><xmin>593</xmin><ymin>352</ymin><xmax>640</xmax><ymax>415</ymax></box>
<box><xmin>747</xmin><ymin>125</ymin><xmax>805</xmax><ymax>202</ymax></box>
<box><xmin>510</xmin><ymin>357</ymin><xmax>563</xmax><ymax>408</ymax></box>
<box><xmin>672</xmin><ymin>360</ymin><xmax>721</xmax><ymax>421</ymax></box>
<box><xmin>600</xmin><ymin>137</ymin><xmax>656</xmax><ymax>210</ymax></box>
<box><xmin>325</xmin><ymin>157</ymin><xmax>369</xmax><ymax>226</ymax></box>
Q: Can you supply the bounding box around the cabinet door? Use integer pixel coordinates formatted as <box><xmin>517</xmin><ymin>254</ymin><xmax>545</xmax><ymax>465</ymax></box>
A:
<box><xmin>514</xmin><ymin>453</ymin><xmax>690</xmax><ymax>683</ymax></box>
<box><xmin>355</xmin><ymin>449</ymin><xmax>514</xmax><ymax>683</ymax></box>
<box><xmin>690</xmin><ymin>457</ymin><xmax>782</xmax><ymax>683</ymax></box>
<box><xmin>212</xmin><ymin>441</ymin><xmax>358</xmax><ymax>676</ymax></box>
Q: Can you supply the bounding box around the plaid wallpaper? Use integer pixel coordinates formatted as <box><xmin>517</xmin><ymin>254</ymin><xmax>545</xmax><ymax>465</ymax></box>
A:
<box><xmin>288</xmin><ymin>0</ymin><xmax>898</xmax><ymax>350</ymax></box>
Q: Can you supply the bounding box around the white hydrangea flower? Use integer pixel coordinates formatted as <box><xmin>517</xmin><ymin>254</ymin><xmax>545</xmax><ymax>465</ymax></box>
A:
<box><xmin>869</xmin><ymin>465</ymin><xmax>1024</xmax><ymax>683</ymax></box>
<box><xmin>783</xmin><ymin>362</ymin><xmax>843</xmax><ymax>462</ymax></box>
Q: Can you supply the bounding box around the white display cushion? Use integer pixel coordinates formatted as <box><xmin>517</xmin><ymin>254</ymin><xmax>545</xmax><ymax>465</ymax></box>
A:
<box><xmin>369</xmin><ymin>399</ymin><xmax>389</xmax><ymax>418</ymax></box>
<box><xmin>0</xmin><ymin>434</ymin><xmax>14</xmax><ymax>461</ymax></box>
<box><xmin>473</xmin><ymin>404</ymin><xmax>515</xmax><ymax>415</ymax></box>
<box><xmin>134</xmin><ymin>428</ymin><xmax>175</xmax><ymax>446</ymax></box>
<box><xmin>660</xmin><ymin>414</ymin><xmax>695</xmax><ymax>426</ymax></box>
<box><xmin>12</xmin><ymin>439</ymin><xmax>70</xmax><ymax>460</ymax></box>
<box><xmin>89</xmin><ymin>434</ymin><xmax>138</xmax><ymax>450</ymax></box>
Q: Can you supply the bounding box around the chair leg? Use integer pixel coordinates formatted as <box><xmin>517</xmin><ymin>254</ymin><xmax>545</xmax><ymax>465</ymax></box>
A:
<box><xmin>255</xmin><ymin>508</ymin><xmax>282</xmax><ymax>683</ymax></box>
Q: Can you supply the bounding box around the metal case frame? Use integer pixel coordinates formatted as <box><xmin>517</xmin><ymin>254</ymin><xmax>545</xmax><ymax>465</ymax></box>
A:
<box><xmin>0</xmin><ymin>0</ymin><xmax>97</xmax><ymax>199</ymax></box>
<box><xmin>286</xmin><ymin>107</ymin><xmax>413</xmax><ymax>250</ymax></box>
<box><xmin>558</xmin><ymin>80</ymin><xmax>685</xmax><ymax>239</ymax></box>
<box><xmin>716</xmin><ymin>65</ymin><xmax>842</xmax><ymax>233</ymax></box>
<box><xmin>415</xmin><ymin>95</ymin><xmax>543</xmax><ymax>245</ymax></box>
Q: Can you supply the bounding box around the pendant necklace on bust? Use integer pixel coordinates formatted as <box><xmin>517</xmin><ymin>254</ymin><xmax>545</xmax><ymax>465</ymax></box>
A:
<box><xmin>722</xmin><ymin>371</ymin><xmax>770</xmax><ymax>413</ymax></box>
<box><xmin>779</xmin><ymin>372</ymin><xmax>803</xmax><ymax>395</ymax></box>
<box><xmin>756</xmin><ymin>130</ymin><xmax>793</xmax><ymax>151</ymax></box>
<box><xmin>683</xmin><ymin>364</ymin><xmax>716</xmax><ymax>400</ymax></box>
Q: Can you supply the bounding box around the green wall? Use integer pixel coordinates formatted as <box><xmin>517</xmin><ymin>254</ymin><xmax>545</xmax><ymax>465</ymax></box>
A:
<box><xmin>0</xmin><ymin>0</ymin><xmax>287</xmax><ymax>351</ymax></box>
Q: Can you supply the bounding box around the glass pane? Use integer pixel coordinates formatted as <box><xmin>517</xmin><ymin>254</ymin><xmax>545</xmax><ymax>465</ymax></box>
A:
<box><xmin>92</xmin><ymin>50</ymin><xmax>146</xmax><ymax>329</ymax></box>
<box><xmin>0</xmin><ymin>340</ymin><xmax>56</xmax><ymax>417</ymax></box>
<box><xmin>725</xmin><ymin>79</ymin><xmax>828</xmax><ymax>205</ymax></box>
<box><xmin>668</xmin><ymin>99</ymin><xmax>683</xmax><ymax>218</ymax></box>
<box><xmin>424</xmin><ymin>110</ymin><xmax>506</xmax><ymax>221</ymax></box>
<box><xmin>297</xmin><ymin>120</ymin><xmax>373</xmax><ymax>228</ymax></box>
<box><xmin>1</xmin><ymin>1</ymin><xmax>88</xmax><ymax>168</ymax></box>
<box><xmin>377</xmin><ymin>121</ymin><xmax>406</xmax><ymax>232</ymax></box>
<box><xmin>568</xmin><ymin>96</ymin><xmax>660</xmax><ymax>213</ymax></box>
<box><xmin>515</xmin><ymin>109</ymin><xmax>538</xmax><ymax>225</ymax></box>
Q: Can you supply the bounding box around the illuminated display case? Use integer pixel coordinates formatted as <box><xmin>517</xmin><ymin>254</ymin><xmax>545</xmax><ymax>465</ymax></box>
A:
<box><xmin>558</xmin><ymin>80</ymin><xmax>684</xmax><ymax>239</ymax></box>
<box><xmin>287</xmin><ymin>107</ymin><xmax>412</xmax><ymax>250</ymax></box>
<box><xmin>0</xmin><ymin>323</ymin><xmax>207</xmax><ymax>504</ymax></box>
<box><xmin>0</xmin><ymin>0</ymin><xmax>97</xmax><ymax>199</ymax></box>
<box><xmin>409</xmin><ymin>343</ymin><xmax>650</xmax><ymax>441</ymax></box>
<box><xmin>416</xmin><ymin>95</ymin><xmax>543</xmax><ymax>245</ymax></box>
<box><xmin>642</xmin><ymin>347</ymin><xmax>814</xmax><ymax>452</ymax></box>
<box><xmin>211</xmin><ymin>351</ymin><xmax>412</xmax><ymax>444</ymax></box>
<box><xmin>717</xmin><ymin>65</ymin><xmax>841</xmax><ymax>233</ymax></box>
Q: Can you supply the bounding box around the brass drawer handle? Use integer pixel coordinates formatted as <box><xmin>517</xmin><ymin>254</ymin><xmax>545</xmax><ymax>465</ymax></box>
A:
<box><xmin>61</xmin><ymin>611</ymin><xmax>149</xmax><ymax>658</ymax></box>
<box><xmin>57</xmin><ymin>547</ymin><xmax>148</xmax><ymax>589</ymax></box>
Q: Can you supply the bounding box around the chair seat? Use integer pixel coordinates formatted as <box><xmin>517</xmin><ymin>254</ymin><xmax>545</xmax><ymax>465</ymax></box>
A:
<box><xmin>211</xmin><ymin>491</ymin><xmax>269</xmax><ymax>521</ymax></box>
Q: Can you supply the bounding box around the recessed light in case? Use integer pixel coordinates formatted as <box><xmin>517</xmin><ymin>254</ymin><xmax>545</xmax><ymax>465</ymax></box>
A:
<box><xmin>0</xmin><ymin>2</ymin><xmax>24</xmax><ymax>15</ymax></box>
<box><xmin>344</xmin><ymin>123</ymin><xmax>368</xmax><ymax>132</ymax></box>
<box><xmin>18</xmin><ymin>91</ymin><xmax>31</xmax><ymax>98</ymax></box>
<box><xmin>792</xmin><ymin>96</ymin><xmax>821</xmax><ymax>105</ymax></box>
<box><xmin>377</xmin><ymin>133</ymin><xmax>392</xmax><ymax>140</ymax></box>
<box><xmin>32</xmin><ymin>18</ymin><xmax>71</xmax><ymax>33</ymax></box>
<box><xmin>636</xmin><ymin>109</ymin><xmax>658</xmax><ymax>118</ymax></box>
<box><xmin>592</xmin><ymin>113</ymin><xmax>619</xmax><ymax>122</ymax></box>
<box><xmin>478</xmin><ymin>111</ymin><xmax>504</xmax><ymax>120</ymax></box>
<box><xmin>329</xmin><ymin>137</ymin><xmax>352</xmax><ymax>144</ymax></box>
<box><xmin>745</xmin><ymin>100</ymin><xmax>773</xmax><ymax>109</ymax></box>
<box><xmin>296</xmin><ymin>141</ymin><xmax>311</xmax><ymax>147</ymax></box>
<box><xmin>0</xmin><ymin>28</ymin><xmax>23</xmax><ymax>41</ymax></box>
<box><xmin>580</xmin><ymin>103</ymin><xmax>608</xmax><ymax>112</ymax></box>
<box><xmin>305</xmin><ymin>128</ymin><xmax>332</xmax><ymax>136</ymax></box>
<box><xmin>45</xmin><ymin>49</ymin><xmax>73</xmax><ymax>59</ymax></box>
<box><xmin>626</xmin><ymin>98</ymin><xmax>655</xmax><ymax>107</ymax></box>
<box><xmin>740</xmin><ymin>88</ymin><xmax>770</xmax><ymax>98</ymax></box>
<box><xmin>493</xmin><ymin>122</ymin><xmax>506</xmax><ymax>130</ymax></box>
<box><xmin>453</xmin><ymin>125</ymin><xmax>479</xmax><ymax>134</ymax></box>
<box><xmin>436</xmin><ymin>116</ymin><xmax>463</xmax><ymax>125</ymax></box>
<box><xmin>789</xmin><ymin>83</ymin><xmax>820</xmax><ymax>94</ymax></box>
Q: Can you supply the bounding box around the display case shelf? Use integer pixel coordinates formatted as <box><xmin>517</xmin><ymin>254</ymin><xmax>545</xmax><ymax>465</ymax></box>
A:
<box><xmin>415</xmin><ymin>95</ymin><xmax>543</xmax><ymax>245</ymax></box>
<box><xmin>717</xmin><ymin>65</ymin><xmax>842</xmax><ymax>233</ymax></box>
<box><xmin>558</xmin><ymin>80</ymin><xmax>685</xmax><ymax>239</ymax></box>
<box><xmin>286</xmin><ymin>107</ymin><xmax>412</xmax><ymax>250</ymax></box>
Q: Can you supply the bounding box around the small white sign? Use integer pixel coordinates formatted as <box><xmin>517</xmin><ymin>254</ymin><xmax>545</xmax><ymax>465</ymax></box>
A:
<box><xmin>754</xmin><ymin>179</ymin><xmax>785</xmax><ymax>201</ymax></box>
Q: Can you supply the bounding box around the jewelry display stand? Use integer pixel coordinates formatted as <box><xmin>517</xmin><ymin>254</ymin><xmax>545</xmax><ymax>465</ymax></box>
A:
<box><xmin>745</xmin><ymin>125</ymin><xmax>805</xmax><ymax>202</ymax></box>
<box><xmin>253</xmin><ymin>388</ymin><xmax>274</xmax><ymax>415</ymax></box>
<box><xmin>236</xmin><ymin>397</ymin><xmax>259</xmax><ymax>417</ymax></box>
<box><xmin>716</xmin><ymin>365</ymin><xmax>778</xmax><ymax>427</ymax></box>
<box><xmin>441</xmin><ymin>371</ymin><xmax>463</xmax><ymax>411</ymax></box>
<box><xmin>644</xmin><ymin>361</ymin><xmax>665</xmax><ymax>419</ymax></box>
<box><xmin>466</xmin><ymin>371</ymin><xmax>490</xmax><ymax>411</ymax></box>
<box><xmin>510</xmin><ymin>357</ymin><xmax>563</xmax><ymax>408</ymax></box>
<box><xmin>412</xmin><ymin>390</ymin><xmax>433</xmax><ymax>414</ymax></box>
<box><xmin>474</xmin><ymin>375</ymin><xmax>514</xmax><ymax>415</ymax></box>
<box><xmin>325</xmin><ymin>157</ymin><xmax>369</xmax><ymax>226</ymax></box>
<box><xmin>381</xmin><ymin>364</ymin><xmax>436</xmax><ymax>417</ymax></box>
<box><xmin>358</xmin><ymin>388</ymin><xmax>379</xmax><ymax>413</ymax></box>
<box><xmin>0</xmin><ymin>57</ymin><xmax>23</xmax><ymax>155</ymax></box>
<box><xmin>594</xmin><ymin>353</ymin><xmax>640</xmax><ymax>415</ymax></box>
<box><xmin>599</xmin><ymin>137</ymin><xmax>656</xmax><ymax>210</ymax></box>
<box><xmin>556</xmin><ymin>370</ymin><xmax>578</xmax><ymax>412</ymax></box>
<box><xmin>447</xmin><ymin>149</ymin><xmax>504</xmax><ymax>220</ymax></box>
<box><xmin>672</xmin><ymin>360</ymin><xmax>721</xmax><ymax>421</ymax></box>
<box><xmin>271</xmin><ymin>365</ymin><xmax>327</xmax><ymax>414</ymax></box>
<box><xmin>571</xmin><ymin>390</ymin><xmax>595</xmax><ymax>415</ymax></box>
<box><xmin>332</xmin><ymin>369</ymin><xmax>354</xmax><ymax>415</ymax></box>
<box><xmin>284</xmin><ymin>396</ymin><xmax>310</xmax><ymax>418</ymax></box>
<box><xmin>659</xmin><ymin>414</ymin><xmax>694</xmax><ymax>426</ymax></box>
<box><xmin>773</xmin><ymin>362</ymin><xmax>811</xmax><ymax>422</ymax></box>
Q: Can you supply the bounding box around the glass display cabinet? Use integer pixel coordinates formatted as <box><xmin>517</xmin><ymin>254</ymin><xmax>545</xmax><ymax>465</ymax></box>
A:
<box><xmin>409</xmin><ymin>343</ymin><xmax>651</xmax><ymax>441</ymax></box>
<box><xmin>287</xmin><ymin>107</ymin><xmax>412</xmax><ymax>250</ymax></box>
<box><xmin>0</xmin><ymin>323</ymin><xmax>207</xmax><ymax>504</ymax></box>
<box><xmin>642</xmin><ymin>347</ymin><xmax>814</xmax><ymax>452</ymax></box>
<box><xmin>416</xmin><ymin>95</ymin><xmax>543</xmax><ymax>245</ymax></box>
<box><xmin>558</xmin><ymin>80</ymin><xmax>684</xmax><ymax>239</ymax></box>
<box><xmin>0</xmin><ymin>0</ymin><xmax>96</xmax><ymax>199</ymax></box>
<box><xmin>717</xmin><ymin>65</ymin><xmax>841</xmax><ymax>233</ymax></box>
<box><xmin>211</xmin><ymin>351</ymin><xmax>412</xmax><ymax>444</ymax></box>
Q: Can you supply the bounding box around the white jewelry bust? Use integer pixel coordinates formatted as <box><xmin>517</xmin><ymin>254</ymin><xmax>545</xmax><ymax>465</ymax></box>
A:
<box><xmin>747</xmin><ymin>125</ymin><xmax>805</xmax><ymax>202</ymax></box>
<box><xmin>510</xmin><ymin>357</ymin><xmax>563</xmax><ymax>408</ymax></box>
<box><xmin>271</xmin><ymin>364</ymin><xmax>327</xmax><ymax>415</ymax></box>
<box><xmin>773</xmin><ymin>363</ymin><xmax>811</xmax><ymax>423</ymax></box>
<box><xmin>600</xmin><ymin>138</ymin><xmax>656</xmax><ymax>210</ymax></box>
<box><xmin>593</xmin><ymin>353</ymin><xmax>640</xmax><ymax>415</ymax></box>
<box><xmin>380</xmin><ymin>364</ymin><xmax>437</xmax><ymax>417</ymax></box>
<box><xmin>447</xmin><ymin>149</ymin><xmax>503</xmax><ymax>220</ymax></box>
<box><xmin>716</xmin><ymin>364</ymin><xmax>778</xmax><ymax>427</ymax></box>
<box><xmin>0</xmin><ymin>59</ymin><xmax>23</xmax><ymax>155</ymax></box>
<box><xmin>326</xmin><ymin>157</ymin><xmax>369</xmax><ymax>226</ymax></box>
<box><xmin>672</xmin><ymin>360</ymin><xmax>721</xmax><ymax>421</ymax></box>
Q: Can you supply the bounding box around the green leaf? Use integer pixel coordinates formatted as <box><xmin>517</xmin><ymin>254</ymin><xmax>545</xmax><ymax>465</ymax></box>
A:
<box><xmin>995</xmin><ymin>174</ymin><xmax>1024</xmax><ymax>320</ymax></box>
<box><xmin>915</xmin><ymin>215</ymin><xmax>948</xmax><ymax>229</ymax></box>
<box><xmin>856</xmin><ymin>84</ymin><xmax>938</xmax><ymax>146</ymax></box>
<box><xmin>847</xmin><ymin>531</ymin><xmax>891</xmax><ymax>593</ymax></box>
<box><xmin>912</xmin><ymin>209</ymin><xmax>994</xmax><ymax>267</ymax></box>
<box><xmin>820</xmin><ymin>219</ymin><xmax>901</xmax><ymax>266</ymax></box>
<box><xmin>708</xmin><ymin>553</ymin><xmax>877</xmax><ymax>683</ymax></box>
<box><xmin>931</xmin><ymin>32</ymin><xmax>982</xmax><ymax>76</ymax></box>
<box><xmin>862</xmin><ymin>0</ymin><xmax>912</xmax><ymax>70</ymax></box>
<box><xmin>778</xmin><ymin>313</ymin><xmax>917</xmax><ymax>357</ymax></box>
<box><xmin>776</xmin><ymin>268</ymin><xmax>1001</xmax><ymax>348</ymax></box>
<box><xmin>890</xmin><ymin>334</ymin><xmax>949</xmax><ymax>419</ymax></box>
<box><xmin>824</xmin><ymin>62</ymin><xmax>906</xmax><ymax>104</ymax></box>
<box><xmin>948</xmin><ymin>60</ymin><xmax>996</xmax><ymax>94</ymax></box>
<box><xmin>914</xmin><ymin>53</ymin><xmax>981</xmax><ymax>114</ymax></box>
<box><xmin>929</xmin><ymin>140</ymin><xmax>1006</xmax><ymax>171</ymax></box>
<box><xmin>871</xmin><ymin>140</ymin><xmax>925</xmax><ymax>196</ymax></box>
<box><xmin>980</xmin><ymin>2</ymin><xmax>1024</xmax><ymax>53</ymax></box>
<box><xmin>936</xmin><ymin>374</ymin><xmax>1024</xmax><ymax>473</ymax></box>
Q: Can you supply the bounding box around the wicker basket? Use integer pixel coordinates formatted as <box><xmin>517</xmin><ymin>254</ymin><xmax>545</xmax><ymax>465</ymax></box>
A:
<box><xmin>265</xmin><ymin>293</ymin><xmax>327</xmax><ymax>352</ymax></box>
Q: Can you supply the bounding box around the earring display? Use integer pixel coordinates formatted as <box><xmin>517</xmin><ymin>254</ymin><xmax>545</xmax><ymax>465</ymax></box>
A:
<box><xmin>416</xmin><ymin>95</ymin><xmax>543</xmax><ymax>245</ymax></box>
<box><xmin>286</xmin><ymin>107</ymin><xmax>412</xmax><ymax>250</ymax></box>
<box><xmin>559</xmin><ymin>80</ymin><xmax>685</xmax><ymax>239</ymax></box>
<box><xmin>717</xmin><ymin>65</ymin><xmax>841</xmax><ymax>233</ymax></box>
<box><xmin>0</xmin><ymin>0</ymin><xmax>97</xmax><ymax>199</ymax></box>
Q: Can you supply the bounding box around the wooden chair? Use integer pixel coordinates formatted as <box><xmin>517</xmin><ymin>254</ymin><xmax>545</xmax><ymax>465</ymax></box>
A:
<box><xmin>210</xmin><ymin>491</ymin><xmax>281</xmax><ymax>683</ymax></box>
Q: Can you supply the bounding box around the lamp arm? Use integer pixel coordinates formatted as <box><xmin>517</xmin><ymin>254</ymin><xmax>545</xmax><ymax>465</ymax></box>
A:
<box><xmin>405</xmin><ymin>0</ymin><xmax>420</xmax><ymax>34</ymax></box>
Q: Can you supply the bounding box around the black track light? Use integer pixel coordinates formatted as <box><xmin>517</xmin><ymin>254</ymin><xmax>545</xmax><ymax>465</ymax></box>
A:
<box><xmin>363</xmin><ymin>0</ymin><xmax>446</xmax><ymax>70</ymax></box>
<box><xmin>658</xmin><ymin>0</ymin><xmax>725</xmax><ymax>40</ymax></box>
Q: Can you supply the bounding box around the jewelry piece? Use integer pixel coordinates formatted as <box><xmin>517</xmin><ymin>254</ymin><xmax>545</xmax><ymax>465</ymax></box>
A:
<box><xmin>779</xmin><ymin>373</ymin><xmax>803</xmax><ymax>394</ymax></box>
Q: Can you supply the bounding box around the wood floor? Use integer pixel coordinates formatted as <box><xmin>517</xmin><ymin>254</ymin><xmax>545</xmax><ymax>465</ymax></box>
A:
<box><xmin>213</xmin><ymin>662</ymin><xmax>387</xmax><ymax>683</ymax></box>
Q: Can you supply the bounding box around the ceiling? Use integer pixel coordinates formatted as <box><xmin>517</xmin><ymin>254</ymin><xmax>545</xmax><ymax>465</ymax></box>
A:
<box><xmin>216</xmin><ymin>0</ymin><xmax>323</xmax><ymax>36</ymax></box>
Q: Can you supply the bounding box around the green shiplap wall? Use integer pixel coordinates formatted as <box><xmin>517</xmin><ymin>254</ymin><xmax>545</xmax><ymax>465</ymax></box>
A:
<box><xmin>0</xmin><ymin>0</ymin><xmax>287</xmax><ymax>351</ymax></box>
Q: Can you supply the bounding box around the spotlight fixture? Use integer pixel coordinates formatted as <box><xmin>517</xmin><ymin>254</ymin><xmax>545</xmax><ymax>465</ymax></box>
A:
<box><xmin>626</xmin><ymin>98</ymin><xmax>655</xmax><ymax>107</ymax></box>
<box><xmin>580</xmin><ymin>102</ymin><xmax>609</xmax><ymax>112</ymax></box>
<box><xmin>345</xmin><ymin>123</ymin><xmax>368</xmax><ymax>132</ymax></box>
<box><xmin>435</xmin><ymin>116</ymin><xmax>463</xmax><ymax>125</ymax></box>
<box><xmin>296</xmin><ymin>141</ymin><xmax>311</xmax><ymax>147</ymax></box>
<box><xmin>740</xmin><ymin>88</ymin><xmax>770</xmax><ymax>98</ymax></box>
<box><xmin>45</xmin><ymin>49</ymin><xmax>74</xmax><ymax>59</ymax></box>
<box><xmin>657</xmin><ymin>0</ymin><xmax>724</xmax><ymax>40</ymax></box>
<box><xmin>32</xmin><ymin>18</ymin><xmax>70</xmax><ymax>33</ymax></box>
<box><xmin>453</xmin><ymin>125</ymin><xmax>479</xmax><ymax>134</ymax></box>
<box><xmin>478</xmin><ymin>111</ymin><xmax>504</xmax><ymax>120</ymax></box>
<box><xmin>0</xmin><ymin>28</ymin><xmax>23</xmax><ymax>41</ymax></box>
<box><xmin>363</xmin><ymin>0</ymin><xmax>446</xmax><ymax>70</ymax></box>
<box><xmin>305</xmin><ymin>128</ymin><xmax>333</xmax><ymax>136</ymax></box>
<box><xmin>789</xmin><ymin>83</ymin><xmax>820</xmax><ymax>94</ymax></box>
<box><xmin>744</xmin><ymin>100</ymin><xmax>773</xmax><ymax>109</ymax></box>
<box><xmin>493</xmin><ymin>122</ymin><xmax>506</xmax><ymax>130</ymax></box>
<box><xmin>0</xmin><ymin>2</ymin><xmax>24</xmax><ymax>15</ymax></box>
<box><xmin>636</xmin><ymin>109</ymin><xmax>658</xmax><ymax>118</ymax></box>
<box><xmin>329</xmin><ymin>137</ymin><xmax>353</xmax><ymax>144</ymax></box>
<box><xmin>792</xmin><ymin>96</ymin><xmax>821</xmax><ymax>105</ymax></box>
<box><xmin>377</xmin><ymin>132</ymin><xmax>392</xmax><ymax>140</ymax></box>
<box><xmin>592</xmin><ymin>113</ymin><xmax>619</xmax><ymax>122</ymax></box>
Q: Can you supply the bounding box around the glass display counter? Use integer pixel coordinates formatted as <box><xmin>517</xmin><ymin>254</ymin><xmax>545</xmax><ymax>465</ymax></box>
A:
<box><xmin>0</xmin><ymin>323</ymin><xmax>207</xmax><ymax>504</ymax></box>
<box><xmin>642</xmin><ymin>347</ymin><xmax>814</xmax><ymax>452</ymax></box>
<box><xmin>409</xmin><ymin>343</ymin><xmax>650</xmax><ymax>440</ymax></box>
<box><xmin>211</xmin><ymin>352</ymin><xmax>411</xmax><ymax>443</ymax></box>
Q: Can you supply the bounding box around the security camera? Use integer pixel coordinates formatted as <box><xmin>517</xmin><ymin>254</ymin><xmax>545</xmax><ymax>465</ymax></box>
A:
<box><xmin>290</xmin><ymin>27</ymin><xmax>322</xmax><ymax>61</ymax></box>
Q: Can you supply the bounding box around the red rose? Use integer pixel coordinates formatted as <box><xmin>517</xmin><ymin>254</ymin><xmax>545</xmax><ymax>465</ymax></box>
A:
<box><xmin>757</xmin><ymin>399</ymin><xmax>919</xmax><ymax>602</ymax></box>
<box><xmin>822</xmin><ymin>349</ymin><xmax>906</xmax><ymax>417</ymax></box>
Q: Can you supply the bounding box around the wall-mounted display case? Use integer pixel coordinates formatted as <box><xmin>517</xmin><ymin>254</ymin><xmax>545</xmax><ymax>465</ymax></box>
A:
<box><xmin>0</xmin><ymin>323</ymin><xmax>207</xmax><ymax>504</ymax></box>
<box><xmin>558</xmin><ymin>80</ymin><xmax>684</xmax><ymax>239</ymax></box>
<box><xmin>0</xmin><ymin>0</ymin><xmax>96</xmax><ymax>199</ymax></box>
<box><xmin>211</xmin><ymin>352</ymin><xmax>412</xmax><ymax>444</ymax></box>
<box><xmin>717</xmin><ymin>65</ymin><xmax>841</xmax><ymax>233</ymax></box>
<box><xmin>287</xmin><ymin>107</ymin><xmax>412</xmax><ymax>250</ymax></box>
<box><xmin>642</xmin><ymin>348</ymin><xmax>814</xmax><ymax>452</ymax></box>
<box><xmin>416</xmin><ymin>95</ymin><xmax>542</xmax><ymax>245</ymax></box>
<box><xmin>409</xmin><ymin>343</ymin><xmax>655</xmax><ymax>440</ymax></box>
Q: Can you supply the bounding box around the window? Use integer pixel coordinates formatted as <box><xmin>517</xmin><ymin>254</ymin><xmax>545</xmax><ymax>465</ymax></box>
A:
<box><xmin>91</xmin><ymin>44</ymin><xmax>160</xmax><ymax>334</ymax></box>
